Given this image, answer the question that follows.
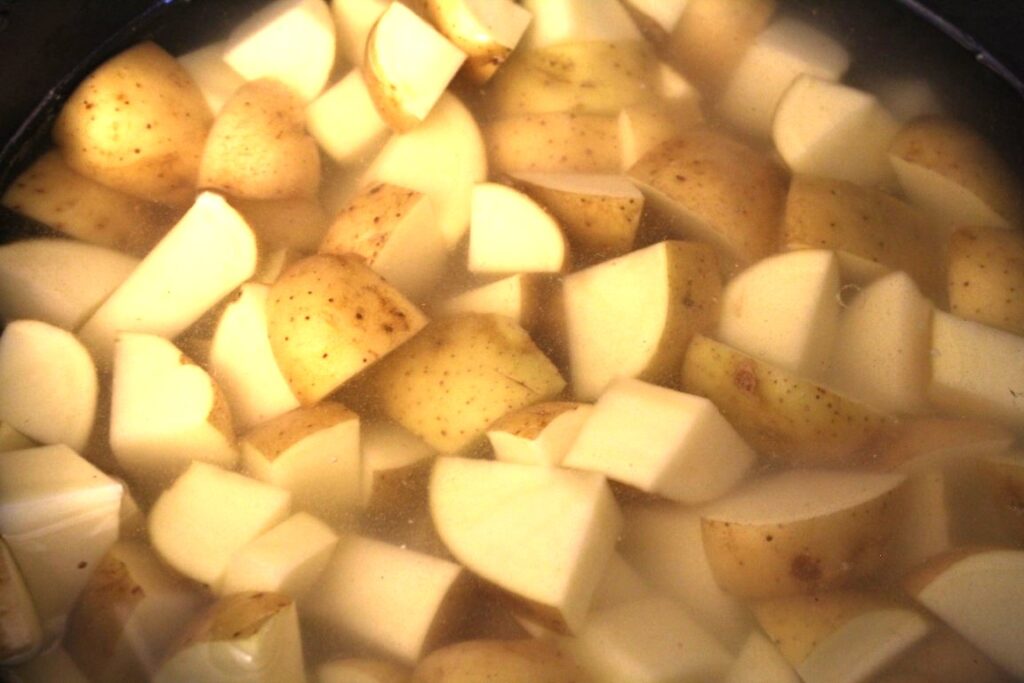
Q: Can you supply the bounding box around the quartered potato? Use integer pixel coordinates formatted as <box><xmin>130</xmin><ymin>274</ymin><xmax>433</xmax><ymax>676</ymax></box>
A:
<box><xmin>946</xmin><ymin>225</ymin><xmax>1024</xmax><ymax>336</ymax></box>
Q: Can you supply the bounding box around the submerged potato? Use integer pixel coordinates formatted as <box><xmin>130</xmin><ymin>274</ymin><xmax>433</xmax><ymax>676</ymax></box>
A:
<box><xmin>412</xmin><ymin>639</ymin><xmax>584</xmax><ymax>682</ymax></box>
<box><xmin>486</xmin><ymin>112</ymin><xmax>621</xmax><ymax>174</ymax></box>
<box><xmin>947</xmin><ymin>225</ymin><xmax>1024</xmax><ymax>336</ymax></box>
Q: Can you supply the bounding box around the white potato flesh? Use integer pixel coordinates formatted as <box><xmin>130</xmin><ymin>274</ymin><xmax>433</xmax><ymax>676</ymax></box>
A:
<box><xmin>520</xmin><ymin>0</ymin><xmax>641</xmax><ymax>48</ymax></box>
<box><xmin>829</xmin><ymin>272</ymin><xmax>933</xmax><ymax>415</ymax></box>
<box><xmin>725</xmin><ymin>631</ymin><xmax>799</xmax><ymax>683</ymax></box>
<box><xmin>177</xmin><ymin>41</ymin><xmax>244</xmax><ymax>114</ymax></box>
<box><xmin>224</xmin><ymin>0</ymin><xmax>336</xmax><ymax>101</ymax></box>
<box><xmin>220</xmin><ymin>512</ymin><xmax>338</xmax><ymax>598</ymax></box>
<box><xmin>624</xmin><ymin>0</ymin><xmax>690</xmax><ymax>33</ymax></box>
<box><xmin>111</xmin><ymin>333</ymin><xmax>237</xmax><ymax>486</ymax></box>
<box><xmin>360</xmin><ymin>421</ymin><xmax>435</xmax><ymax>510</ymax></box>
<box><xmin>331</xmin><ymin>0</ymin><xmax>389</xmax><ymax>65</ymax></box>
<box><xmin>929</xmin><ymin>311</ymin><xmax>1024</xmax><ymax>429</ymax></box>
<box><xmin>307</xmin><ymin>69</ymin><xmax>389</xmax><ymax>165</ymax></box>
<box><xmin>363</xmin><ymin>92</ymin><xmax>487</xmax><ymax>249</ymax></box>
<box><xmin>0</xmin><ymin>239</ymin><xmax>137</xmax><ymax>331</ymax></box>
<box><xmin>569</xmin><ymin>597</ymin><xmax>733</xmax><ymax>683</ymax></box>
<box><xmin>716</xmin><ymin>249</ymin><xmax>840</xmax><ymax>382</ymax></box>
<box><xmin>469</xmin><ymin>183</ymin><xmax>568</xmax><ymax>274</ymax></box>
<box><xmin>0</xmin><ymin>445</ymin><xmax>122</xmax><ymax>638</ymax></box>
<box><xmin>148</xmin><ymin>462</ymin><xmax>291</xmax><ymax>589</ymax></box>
<box><xmin>564</xmin><ymin>378</ymin><xmax>755</xmax><ymax>504</ymax></box>
<box><xmin>308</xmin><ymin>533</ymin><xmax>468</xmax><ymax>663</ymax></box>
<box><xmin>437</xmin><ymin>274</ymin><xmax>542</xmax><ymax>329</ymax></box>
<box><xmin>78</xmin><ymin>192</ymin><xmax>257</xmax><ymax>366</ymax></box>
<box><xmin>427</xmin><ymin>0</ymin><xmax>533</xmax><ymax>84</ymax></box>
<box><xmin>773</xmin><ymin>75</ymin><xmax>900</xmax><ymax>188</ymax></box>
<box><xmin>431</xmin><ymin>457</ymin><xmax>622</xmax><ymax>633</ymax></box>
<box><xmin>0</xmin><ymin>320</ymin><xmax>97</xmax><ymax>452</ymax></box>
<box><xmin>0</xmin><ymin>539</ymin><xmax>42</xmax><ymax>665</ymax></box>
<box><xmin>209</xmin><ymin>283</ymin><xmax>300</xmax><ymax>431</ymax></box>
<box><xmin>488</xmin><ymin>402</ymin><xmax>593</xmax><ymax>467</ymax></box>
<box><xmin>717</xmin><ymin>18</ymin><xmax>850</xmax><ymax>138</ymax></box>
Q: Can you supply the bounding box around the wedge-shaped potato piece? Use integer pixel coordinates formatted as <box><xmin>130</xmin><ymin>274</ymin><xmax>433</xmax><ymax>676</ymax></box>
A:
<box><xmin>774</xmin><ymin>75</ymin><xmax>900</xmax><ymax>188</ymax></box>
<box><xmin>320</xmin><ymin>183</ymin><xmax>447</xmax><ymax>302</ymax></box>
<box><xmin>307</xmin><ymin>69</ymin><xmax>390</xmax><ymax>165</ymax></box>
<box><xmin>199</xmin><ymin>79</ymin><xmax>321</xmax><ymax>200</ymax></box>
<box><xmin>564</xmin><ymin>379</ymin><xmax>754</xmax><ymax>503</ymax></box>
<box><xmin>177</xmin><ymin>41</ymin><xmax>245</xmax><ymax>114</ymax></box>
<box><xmin>469</xmin><ymin>183</ymin><xmax>569</xmax><ymax>275</ymax></box>
<box><xmin>905</xmin><ymin>548</ymin><xmax>1024</xmax><ymax>680</ymax></box>
<box><xmin>241</xmin><ymin>402</ymin><xmax>361</xmax><ymax>519</ymax></box>
<box><xmin>487</xmin><ymin>112</ymin><xmax>621</xmax><ymax>175</ymax></box>
<box><xmin>366</xmin><ymin>314</ymin><xmax>564</xmax><ymax>453</ymax></box>
<box><xmin>53</xmin><ymin>42</ymin><xmax>212</xmax><ymax>205</ymax></box>
<box><xmin>308</xmin><ymin>533</ymin><xmax>470</xmax><ymax>663</ymax></box>
<box><xmin>668</xmin><ymin>0</ymin><xmax>777</xmax><ymax>94</ymax></box>
<box><xmin>929</xmin><ymin>312</ymin><xmax>1024</xmax><ymax>429</ymax></box>
<box><xmin>361</xmin><ymin>421</ymin><xmax>435</xmax><ymax>513</ymax></box>
<box><xmin>889</xmin><ymin>117</ymin><xmax>1024</xmax><ymax>230</ymax></box>
<box><xmin>702</xmin><ymin>470</ymin><xmax>905</xmax><ymax>597</ymax></box>
<box><xmin>717</xmin><ymin>249</ymin><xmax>840</xmax><ymax>381</ymax></box>
<box><xmin>0</xmin><ymin>320</ymin><xmax>97</xmax><ymax>452</ymax></box>
<box><xmin>617</xmin><ymin>103</ymin><xmax>697</xmax><ymax>171</ymax></box>
<box><xmin>431</xmin><ymin>457</ymin><xmax>621</xmax><ymax>632</ymax></box>
<box><xmin>520</xmin><ymin>0</ymin><xmax>640</xmax><ymax>48</ymax></box>
<box><xmin>725</xmin><ymin>631</ymin><xmax>800</xmax><ymax>683</ymax></box>
<box><xmin>155</xmin><ymin>592</ymin><xmax>306</xmax><ymax>683</ymax></box>
<box><xmin>1</xmin><ymin>151</ymin><xmax>174</xmax><ymax>254</ymax></box>
<box><xmin>979</xmin><ymin>453</ymin><xmax>1024</xmax><ymax>544</ymax></box>
<box><xmin>426</xmin><ymin>0</ymin><xmax>532</xmax><ymax>84</ymax></box>
<box><xmin>947</xmin><ymin>225</ymin><xmax>1024</xmax><ymax>336</ymax></box>
<box><xmin>569</xmin><ymin>597</ymin><xmax>732</xmax><ymax>683</ymax></box>
<box><xmin>629</xmin><ymin>131</ymin><xmax>786</xmax><ymax>270</ymax></box>
<box><xmin>229</xmin><ymin>196</ymin><xmax>330</xmax><ymax>251</ymax></box>
<box><xmin>149</xmin><ymin>462</ymin><xmax>291</xmax><ymax>588</ymax></box>
<box><xmin>78</xmin><ymin>192</ymin><xmax>257</xmax><ymax>365</ymax></box>
<box><xmin>511</xmin><ymin>172</ymin><xmax>642</xmax><ymax>260</ymax></box>
<box><xmin>224</xmin><ymin>0</ymin><xmax>336</xmax><ymax>102</ymax></box>
<box><xmin>267</xmin><ymin>254</ymin><xmax>427</xmax><ymax>404</ymax></box>
<box><xmin>220</xmin><ymin>512</ymin><xmax>338</xmax><ymax>598</ymax></box>
<box><xmin>753</xmin><ymin>591</ymin><xmax>932</xmax><ymax>683</ymax></box>
<box><xmin>320</xmin><ymin>658</ymin><xmax>410</xmax><ymax>683</ymax></box>
<box><xmin>488</xmin><ymin>401</ymin><xmax>591</xmax><ymax>467</ymax></box>
<box><xmin>486</xmin><ymin>41</ymin><xmax>657</xmax><ymax>117</ymax></box>
<box><xmin>880</xmin><ymin>624</ymin><xmax>1010</xmax><ymax>683</ymax></box>
<box><xmin>111</xmin><ymin>333</ymin><xmax>236</xmax><ymax>489</ymax></box>
<box><xmin>413</xmin><ymin>639</ymin><xmax>582</xmax><ymax>683</ymax></box>
<box><xmin>564</xmin><ymin>241</ymin><xmax>721</xmax><ymax>400</ymax></box>
<box><xmin>209</xmin><ymin>283</ymin><xmax>300</xmax><ymax>431</ymax></box>
<box><xmin>436</xmin><ymin>274</ymin><xmax>544</xmax><ymax>329</ymax></box>
<box><xmin>717</xmin><ymin>18</ymin><xmax>850</xmax><ymax>138</ymax></box>
<box><xmin>0</xmin><ymin>538</ymin><xmax>42</xmax><ymax>665</ymax></box>
<box><xmin>0</xmin><ymin>423</ymin><xmax>34</xmax><ymax>454</ymax></box>
<box><xmin>0</xmin><ymin>239</ymin><xmax>137</xmax><ymax>330</ymax></box>
<box><xmin>363</xmin><ymin>3</ymin><xmax>466</xmax><ymax>131</ymax></box>
<box><xmin>783</xmin><ymin>175</ymin><xmax>945</xmax><ymax>301</ymax></box>
<box><xmin>364</xmin><ymin>92</ymin><xmax>487</xmax><ymax>248</ymax></box>
<box><xmin>332</xmin><ymin>0</ymin><xmax>389</xmax><ymax>65</ymax></box>
<box><xmin>0</xmin><ymin>445</ymin><xmax>122</xmax><ymax>638</ymax></box>
<box><xmin>64</xmin><ymin>542</ymin><xmax>202</xmax><ymax>683</ymax></box>
<box><xmin>620</xmin><ymin>503</ymin><xmax>753</xmax><ymax>649</ymax></box>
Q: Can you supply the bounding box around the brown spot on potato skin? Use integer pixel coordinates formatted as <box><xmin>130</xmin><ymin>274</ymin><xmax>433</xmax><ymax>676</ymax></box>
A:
<box><xmin>791</xmin><ymin>554</ymin><xmax>823</xmax><ymax>583</ymax></box>
<box><xmin>734</xmin><ymin>361</ymin><xmax>758</xmax><ymax>393</ymax></box>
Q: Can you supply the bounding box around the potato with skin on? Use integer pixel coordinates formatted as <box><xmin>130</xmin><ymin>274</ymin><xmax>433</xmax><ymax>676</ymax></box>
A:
<box><xmin>52</xmin><ymin>42</ymin><xmax>212</xmax><ymax>206</ymax></box>
<box><xmin>889</xmin><ymin>116</ymin><xmax>1024</xmax><ymax>230</ymax></box>
<box><xmin>412</xmin><ymin>639</ymin><xmax>583</xmax><ymax>683</ymax></box>
<box><xmin>681</xmin><ymin>335</ymin><xmax>891</xmax><ymax>464</ymax></box>
<box><xmin>488</xmin><ymin>401</ymin><xmax>592</xmax><ymax>467</ymax></box>
<box><xmin>365</xmin><ymin>313</ymin><xmax>565</xmax><ymax>453</ymax></box>
<box><xmin>1</xmin><ymin>151</ymin><xmax>176</xmax><ymax>255</ymax></box>
<box><xmin>628</xmin><ymin>130</ymin><xmax>786</xmax><ymax>271</ymax></box>
<box><xmin>486</xmin><ymin>112</ymin><xmax>621</xmax><ymax>175</ymax></box>
<box><xmin>319</xmin><ymin>658</ymin><xmax>411</xmax><ymax>683</ymax></box>
<box><xmin>229</xmin><ymin>196</ymin><xmax>330</xmax><ymax>252</ymax></box>
<box><xmin>618</xmin><ymin>103</ymin><xmax>698</xmax><ymax>172</ymax></box>
<box><xmin>332</xmin><ymin>0</ymin><xmax>390</xmax><ymax>66</ymax></box>
<box><xmin>0</xmin><ymin>538</ymin><xmax>42</xmax><ymax>666</ymax></box>
<box><xmin>425</xmin><ymin>0</ymin><xmax>532</xmax><ymax>84</ymax></box>
<box><xmin>200</xmin><ymin>79</ymin><xmax>321</xmax><ymax>200</ymax></box>
<box><xmin>947</xmin><ymin>225</ymin><xmax>1024</xmax><ymax>336</ymax></box>
<box><xmin>267</xmin><ymin>254</ymin><xmax>428</xmax><ymax>405</ymax></box>
<box><xmin>701</xmin><ymin>470</ymin><xmax>905</xmax><ymax>598</ymax></box>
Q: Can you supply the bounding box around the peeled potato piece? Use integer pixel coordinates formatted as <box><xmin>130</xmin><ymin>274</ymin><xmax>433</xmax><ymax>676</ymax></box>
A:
<box><xmin>617</xmin><ymin>103</ymin><xmax>697</xmax><ymax>171</ymax></box>
<box><xmin>306</xmin><ymin>69</ymin><xmax>390</xmax><ymax>165</ymax></box>
<box><xmin>947</xmin><ymin>225</ymin><xmax>1024</xmax><ymax>336</ymax></box>
<box><xmin>426</xmin><ymin>0</ymin><xmax>532</xmax><ymax>84</ymax></box>
<box><xmin>52</xmin><ymin>42</ymin><xmax>212</xmax><ymax>206</ymax></box>
<box><xmin>413</xmin><ymin>639</ymin><xmax>582</xmax><ymax>683</ymax></box>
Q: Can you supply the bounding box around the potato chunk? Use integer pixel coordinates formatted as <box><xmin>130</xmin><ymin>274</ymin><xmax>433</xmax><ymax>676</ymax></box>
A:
<box><xmin>52</xmin><ymin>42</ymin><xmax>212</xmax><ymax>206</ymax></box>
<box><xmin>267</xmin><ymin>254</ymin><xmax>428</xmax><ymax>404</ymax></box>
<box><xmin>366</xmin><ymin>314</ymin><xmax>565</xmax><ymax>453</ymax></box>
<box><xmin>947</xmin><ymin>225</ymin><xmax>1024</xmax><ymax>336</ymax></box>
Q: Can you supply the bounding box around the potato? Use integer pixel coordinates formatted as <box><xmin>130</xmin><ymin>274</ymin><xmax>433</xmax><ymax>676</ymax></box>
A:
<box><xmin>425</xmin><ymin>0</ymin><xmax>532</xmax><ymax>84</ymax></box>
<box><xmin>628</xmin><ymin>129</ymin><xmax>786</xmax><ymax>270</ymax></box>
<box><xmin>680</xmin><ymin>335</ymin><xmax>892</xmax><ymax>464</ymax></box>
<box><xmin>485</xmin><ymin>41</ymin><xmax>658</xmax><ymax>117</ymax></box>
<box><xmin>947</xmin><ymin>225</ymin><xmax>1024</xmax><ymax>336</ymax></box>
<box><xmin>229</xmin><ymin>196</ymin><xmax>330</xmax><ymax>251</ymax></box>
<box><xmin>52</xmin><ymin>42</ymin><xmax>212</xmax><ymax>206</ymax></box>
<box><xmin>267</xmin><ymin>254</ymin><xmax>428</xmax><ymax>405</ymax></box>
<box><xmin>366</xmin><ymin>314</ymin><xmax>565</xmax><ymax>453</ymax></box>
<box><xmin>486</xmin><ymin>112</ymin><xmax>621</xmax><ymax>174</ymax></box>
<box><xmin>782</xmin><ymin>175</ymin><xmax>945</xmax><ymax>301</ymax></box>
<box><xmin>436</xmin><ymin>274</ymin><xmax>546</xmax><ymax>330</ymax></box>
<box><xmin>412</xmin><ymin>639</ymin><xmax>584</xmax><ymax>682</ymax></box>
<box><xmin>199</xmin><ymin>79</ymin><xmax>321</xmax><ymax>200</ymax></box>
<box><xmin>1</xmin><ymin>151</ymin><xmax>176</xmax><ymax>255</ymax></box>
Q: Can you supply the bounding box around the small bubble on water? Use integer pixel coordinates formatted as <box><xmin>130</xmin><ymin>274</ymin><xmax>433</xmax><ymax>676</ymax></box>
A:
<box><xmin>838</xmin><ymin>283</ymin><xmax>862</xmax><ymax>308</ymax></box>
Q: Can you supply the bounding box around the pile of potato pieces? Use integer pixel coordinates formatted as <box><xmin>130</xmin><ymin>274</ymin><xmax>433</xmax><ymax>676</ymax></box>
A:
<box><xmin>1</xmin><ymin>0</ymin><xmax>1024</xmax><ymax>681</ymax></box>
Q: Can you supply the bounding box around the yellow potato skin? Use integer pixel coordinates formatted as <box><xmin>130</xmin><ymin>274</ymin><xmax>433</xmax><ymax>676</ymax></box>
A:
<box><xmin>241</xmin><ymin>402</ymin><xmax>357</xmax><ymax>462</ymax></box>
<box><xmin>486</xmin><ymin>113</ymin><xmax>621</xmax><ymax>174</ymax></box>
<box><xmin>680</xmin><ymin>335</ymin><xmax>891</xmax><ymax>464</ymax></box>
<box><xmin>320</xmin><ymin>183</ymin><xmax>422</xmax><ymax>260</ymax></box>
<box><xmin>412</xmin><ymin>639</ymin><xmax>585</xmax><ymax>683</ymax></box>
<box><xmin>947</xmin><ymin>225</ymin><xmax>1024</xmax><ymax>336</ymax></box>
<box><xmin>53</xmin><ymin>42</ymin><xmax>212</xmax><ymax>206</ymax></box>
